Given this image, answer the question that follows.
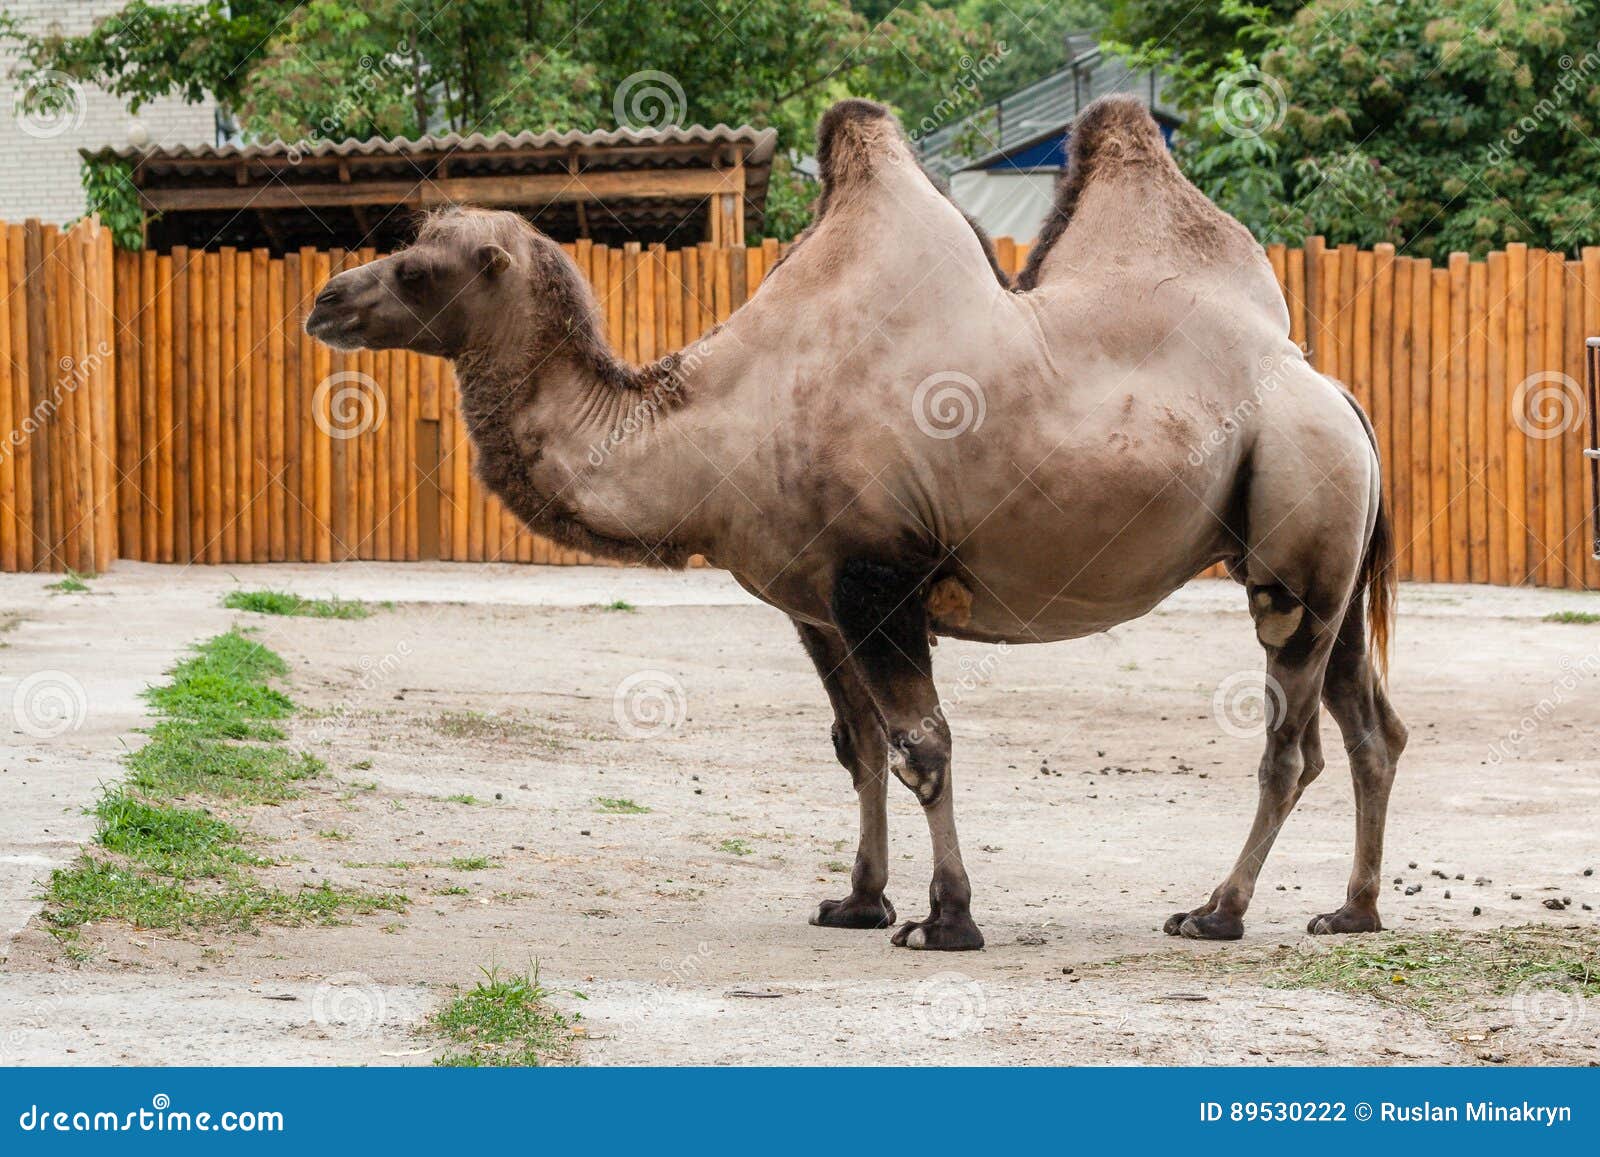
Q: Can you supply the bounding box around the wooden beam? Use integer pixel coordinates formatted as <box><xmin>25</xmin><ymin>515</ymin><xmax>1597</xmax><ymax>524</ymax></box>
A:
<box><xmin>139</xmin><ymin>168</ymin><xmax>743</xmax><ymax>212</ymax></box>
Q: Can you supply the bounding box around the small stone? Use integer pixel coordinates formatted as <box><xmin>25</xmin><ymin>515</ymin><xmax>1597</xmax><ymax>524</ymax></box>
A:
<box><xmin>1511</xmin><ymin>893</ymin><xmax>1522</xmax><ymax>900</ymax></box>
<box><xmin>1472</xmin><ymin>906</ymin><xmax>1482</xmax><ymax>916</ymax></box>
<box><xmin>1405</xmin><ymin>884</ymin><xmax>1422</xmax><ymax>896</ymax></box>
<box><xmin>1409</xmin><ymin>861</ymin><xmax>1418</xmax><ymax>869</ymax></box>
<box><xmin>580</xmin><ymin>829</ymin><xmax>591</xmax><ymax>836</ymax></box>
<box><xmin>1585</xmin><ymin>868</ymin><xmax>1594</xmax><ymax>877</ymax></box>
<box><xmin>494</xmin><ymin>792</ymin><xmax>503</xmax><ymax>800</ymax></box>
<box><xmin>1543</xmin><ymin>897</ymin><xmax>1566</xmax><ymax>911</ymax></box>
<box><xmin>1393</xmin><ymin>876</ymin><xmax>1403</xmax><ymax>885</ymax></box>
<box><xmin>1444</xmin><ymin>890</ymin><xmax>1451</xmax><ymax>899</ymax></box>
<box><xmin>1455</xmin><ymin>874</ymin><xmax>1465</xmax><ymax>881</ymax></box>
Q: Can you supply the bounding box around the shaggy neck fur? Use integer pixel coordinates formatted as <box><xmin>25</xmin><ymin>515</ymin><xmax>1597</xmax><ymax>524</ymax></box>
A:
<box><xmin>447</xmin><ymin>224</ymin><xmax>699</xmax><ymax>568</ymax></box>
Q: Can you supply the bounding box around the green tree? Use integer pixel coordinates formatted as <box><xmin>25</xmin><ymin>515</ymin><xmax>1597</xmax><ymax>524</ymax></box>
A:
<box><xmin>1107</xmin><ymin>0</ymin><xmax>1600</xmax><ymax>258</ymax></box>
<box><xmin>8</xmin><ymin>0</ymin><xmax>1001</xmax><ymax>238</ymax></box>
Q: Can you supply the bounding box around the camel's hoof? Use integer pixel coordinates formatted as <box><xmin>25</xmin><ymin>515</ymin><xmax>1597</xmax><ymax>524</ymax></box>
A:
<box><xmin>890</xmin><ymin>914</ymin><xmax>984</xmax><ymax>951</ymax></box>
<box><xmin>810</xmin><ymin>894</ymin><xmax>896</xmax><ymax>930</ymax></box>
<box><xmin>1307</xmin><ymin>907</ymin><xmax>1383</xmax><ymax>935</ymax></box>
<box><xmin>1164</xmin><ymin>910</ymin><xmax>1244</xmax><ymax>941</ymax></box>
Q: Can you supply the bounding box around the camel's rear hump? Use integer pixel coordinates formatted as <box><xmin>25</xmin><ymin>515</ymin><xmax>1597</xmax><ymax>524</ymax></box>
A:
<box><xmin>1019</xmin><ymin>95</ymin><xmax>1262</xmax><ymax>290</ymax></box>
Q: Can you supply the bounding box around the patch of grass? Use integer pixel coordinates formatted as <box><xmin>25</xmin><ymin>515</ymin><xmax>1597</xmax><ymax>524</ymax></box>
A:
<box><xmin>429</xmin><ymin>710</ymin><xmax>567</xmax><ymax>750</ymax></box>
<box><xmin>145</xmin><ymin>631</ymin><xmax>293</xmax><ymax>739</ymax></box>
<box><xmin>1265</xmin><ymin>927</ymin><xmax>1600</xmax><ymax>1011</ymax></box>
<box><xmin>49</xmin><ymin>928</ymin><xmax>93</xmax><ymax>964</ymax></box>
<box><xmin>222</xmin><ymin>589</ymin><xmax>376</xmax><ymax>620</ymax></box>
<box><xmin>594</xmin><ymin>796</ymin><xmax>650</xmax><ymax>815</ymax></box>
<box><xmin>600</xmin><ymin>599</ymin><xmax>636</xmax><ymax>612</ymax></box>
<box><xmin>46</xmin><ymin>569</ymin><xmax>92</xmax><ymax>594</ymax></box>
<box><xmin>823</xmin><ymin>860</ymin><xmax>849</xmax><ymax>873</ymax></box>
<box><xmin>439</xmin><ymin>793</ymin><xmax>481</xmax><ymax>806</ymax></box>
<box><xmin>316</xmin><ymin>829</ymin><xmax>350</xmax><ymax>841</ymax></box>
<box><xmin>94</xmin><ymin>794</ymin><xmax>262</xmax><ymax>874</ymax></box>
<box><xmin>41</xmin><ymin>629</ymin><xmax>401</xmax><ymax>936</ymax></box>
<box><xmin>434</xmin><ymin>885</ymin><xmax>471</xmax><ymax>896</ymax></box>
<box><xmin>446</xmin><ymin>856</ymin><xmax>497</xmax><ymax>872</ymax></box>
<box><xmin>1133</xmin><ymin>926</ymin><xmax>1600</xmax><ymax>1018</ymax></box>
<box><xmin>350</xmin><ymin>759</ymin><xmax>374</xmax><ymax>771</ymax></box>
<box><xmin>717</xmin><ymin>838</ymin><xmax>754</xmax><ymax>857</ymax></box>
<box><xmin>430</xmin><ymin>967</ymin><xmax>576</xmax><ymax>1067</ymax></box>
<box><xmin>45</xmin><ymin>859</ymin><xmax>406</xmax><ymax>932</ymax></box>
<box><xmin>126</xmin><ymin>728</ymin><xmax>321</xmax><ymax>803</ymax></box>
<box><xmin>1544</xmin><ymin>610</ymin><xmax>1600</xmax><ymax>625</ymax></box>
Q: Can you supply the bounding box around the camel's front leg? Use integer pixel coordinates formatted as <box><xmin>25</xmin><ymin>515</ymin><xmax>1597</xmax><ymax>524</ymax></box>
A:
<box><xmin>793</xmin><ymin>621</ymin><xmax>896</xmax><ymax>930</ymax></box>
<box><xmin>831</xmin><ymin>561</ymin><xmax>983</xmax><ymax>951</ymax></box>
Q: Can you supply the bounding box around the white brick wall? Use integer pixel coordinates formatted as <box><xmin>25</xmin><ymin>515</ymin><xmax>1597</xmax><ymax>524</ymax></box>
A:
<box><xmin>1</xmin><ymin>0</ymin><xmax>218</xmax><ymax>223</ymax></box>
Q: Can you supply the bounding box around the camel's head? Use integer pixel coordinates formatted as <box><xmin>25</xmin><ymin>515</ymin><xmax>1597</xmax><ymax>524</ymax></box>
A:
<box><xmin>305</xmin><ymin>207</ymin><xmax>535</xmax><ymax>359</ymax></box>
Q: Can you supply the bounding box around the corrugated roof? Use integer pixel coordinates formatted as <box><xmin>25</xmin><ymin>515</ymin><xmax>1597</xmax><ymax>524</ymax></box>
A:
<box><xmin>87</xmin><ymin>124</ymin><xmax>777</xmax><ymax>165</ymax></box>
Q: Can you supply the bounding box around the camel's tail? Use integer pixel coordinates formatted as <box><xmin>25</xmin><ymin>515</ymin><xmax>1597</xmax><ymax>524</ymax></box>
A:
<box><xmin>1363</xmin><ymin>479</ymin><xmax>1396</xmax><ymax>682</ymax></box>
<box><xmin>1340</xmin><ymin>388</ymin><xmax>1396</xmax><ymax>680</ymax></box>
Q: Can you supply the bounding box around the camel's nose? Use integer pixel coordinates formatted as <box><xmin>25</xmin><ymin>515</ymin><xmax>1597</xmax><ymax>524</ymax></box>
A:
<box><xmin>314</xmin><ymin>282</ymin><xmax>344</xmax><ymax>308</ymax></box>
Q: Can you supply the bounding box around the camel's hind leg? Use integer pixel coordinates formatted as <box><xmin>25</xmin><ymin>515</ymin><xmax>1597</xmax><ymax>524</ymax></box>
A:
<box><xmin>1308</xmin><ymin>599</ymin><xmax>1407</xmax><ymax>934</ymax></box>
<box><xmin>1164</xmin><ymin>582</ymin><xmax>1342</xmax><ymax>940</ymax></box>
<box><xmin>793</xmin><ymin>620</ymin><xmax>896</xmax><ymax>930</ymax></box>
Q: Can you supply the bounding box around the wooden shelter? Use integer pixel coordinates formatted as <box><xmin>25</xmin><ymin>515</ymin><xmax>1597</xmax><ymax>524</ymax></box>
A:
<box><xmin>88</xmin><ymin>125</ymin><xmax>778</xmax><ymax>253</ymax></box>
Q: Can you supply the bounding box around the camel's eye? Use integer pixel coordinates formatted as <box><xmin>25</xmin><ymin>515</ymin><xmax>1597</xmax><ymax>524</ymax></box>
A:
<box><xmin>396</xmin><ymin>262</ymin><xmax>426</xmax><ymax>288</ymax></box>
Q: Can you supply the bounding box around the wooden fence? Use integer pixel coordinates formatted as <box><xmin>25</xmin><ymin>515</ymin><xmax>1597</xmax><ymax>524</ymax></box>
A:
<box><xmin>0</xmin><ymin>221</ymin><xmax>1597</xmax><ymax>590</ymax></box>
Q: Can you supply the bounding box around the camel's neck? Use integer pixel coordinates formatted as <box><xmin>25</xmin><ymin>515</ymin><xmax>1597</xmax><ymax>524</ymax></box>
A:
<box><xmin>452</xmin><ymin>333</ymin><xmax>726</xmax><ymax>568</ymax></box>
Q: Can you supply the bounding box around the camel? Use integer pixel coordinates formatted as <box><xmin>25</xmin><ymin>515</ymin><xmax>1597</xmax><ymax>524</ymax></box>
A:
<box><xmin>306</xmin><ymin>95</ymin><xmax>1405</xmax><ymax>952</ymax></box>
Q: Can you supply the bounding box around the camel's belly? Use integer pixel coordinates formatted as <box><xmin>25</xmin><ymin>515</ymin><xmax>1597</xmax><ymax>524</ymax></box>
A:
<box><xmin>947</xmin><ymin>508</ymin><xmax>1229</xmax><ymax>644</ymax></box>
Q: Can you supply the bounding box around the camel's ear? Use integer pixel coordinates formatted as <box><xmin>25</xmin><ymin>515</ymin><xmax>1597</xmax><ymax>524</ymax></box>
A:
<box><xmin>477</xmin><ymin>244</ymin><xmax>512</xmax><ymax>277</ymax></box>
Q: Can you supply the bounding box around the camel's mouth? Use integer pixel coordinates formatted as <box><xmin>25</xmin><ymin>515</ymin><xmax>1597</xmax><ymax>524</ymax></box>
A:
<box><xmin>304</xmin><ymin>305</ymin><xmax>368</xmax><ymax>352</ymax></box>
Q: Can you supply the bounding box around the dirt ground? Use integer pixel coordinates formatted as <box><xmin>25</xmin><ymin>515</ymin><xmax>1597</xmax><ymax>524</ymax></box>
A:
<box><xmin>2</xmin><ymin>568</ymin><xmax>1597</xmax><ymax>1065</ymax></box>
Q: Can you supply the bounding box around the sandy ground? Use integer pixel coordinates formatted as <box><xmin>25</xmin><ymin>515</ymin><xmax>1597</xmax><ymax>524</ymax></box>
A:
<box><xmin>1</xmin><ymin>565</ymin><xmax>1597</xmax><ymax>1065</ymax></box>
